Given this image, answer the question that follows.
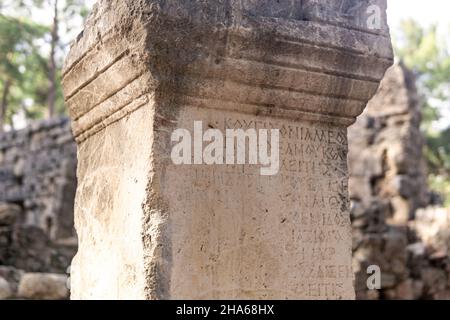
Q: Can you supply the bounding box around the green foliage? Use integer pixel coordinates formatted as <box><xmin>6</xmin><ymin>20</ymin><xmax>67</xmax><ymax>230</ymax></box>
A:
<box><xmin>0</xmin><ymin>0</ymin><xmax>89</xmax><ymax>129</ymax></box>
<box><xmin>0</xmin><ymin>14</ymin><xmax>48</xmax><ymax>127</ymax></box>
<box><xmin>429</xmin><ymin>174</ymin><xmax>450</xmax><ymax>207</ymax></box>
<box><xmin>426</xmin><ymin>128</ymin><xmax>450</xmax><ymax>173</ymax></box>
<box><xmin>395</xmin><ymin>19</ymin><xmax>450</xmax><ymax>128</ymax></box>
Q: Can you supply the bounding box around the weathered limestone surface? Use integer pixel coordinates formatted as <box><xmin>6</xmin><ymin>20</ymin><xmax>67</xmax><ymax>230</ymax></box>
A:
<box><xmin>63</xmin><ymin>0</ymin><xmax>393</xmax><ymax>299</ymax></box>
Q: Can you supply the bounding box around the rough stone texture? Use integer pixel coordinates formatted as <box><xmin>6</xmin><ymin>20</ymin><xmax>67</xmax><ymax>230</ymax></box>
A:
<box><xmin>413</xmin><ymin>207</ymin><xmax>450</xmax><ymax>253</ymax></box>
<box><xmin>408</xmin><ymin>206</ymin><xmax>450</xmax><ymax>299</ymax></box>
<box><xmin>0</xmin><ymin>118</ymin><xmax>77</xmax><ymax>273</ymax></box>
<box><xmin>349</xmin><ymin>63</ymin><xmax>450</xmax><ymax>300</ymax></box>
<box><xmin>349</xmin><ymin>63</ymin><xmax>430</xmax><ymax>226</ymax></box>
<box><xmin>0</xmin><ymin>202</ymin><xmax>72</xmax><ymax>273</ymax></box>
<box><xmin>0</xmin><ymin>117</ymin><xmax>77</xmax><ymax>240</ymax></box>
<box><xmin>0</xmin><ymin>203</ymin><xmax>21</xmax><ymax>226</ymax></box>
<box><xmin>0</xmin><ymin>265</ymin><xmax>24</xmax><ymax>296</ymax></box>
<box><xmin>0</xmin><ymin>276</ymin><xmax>12</xmax><ymax>299</ymax></box>
<box><xmin>0</xmin><ymin>118</ymin><xmax>77</xmax><ymax>299</ymax></box>
<box><xmin>17</xmin><ymin>273</ymin><xmax>69</xmax><ymax>300</ymax></box>
<box><xmin>63</xmin><ymin>0</ymin><xmax>392</xmax><ymax>299</ymax></box>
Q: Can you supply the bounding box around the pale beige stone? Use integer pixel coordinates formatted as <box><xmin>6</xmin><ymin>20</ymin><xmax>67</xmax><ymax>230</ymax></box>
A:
<box><xmin>412</xmin><ymin>207</ymin><xmax>450</xmax><ymax>253</ymax></box>
<box><xmin>63</xmin><ymin>0</ymin><xmax>393</xmax><ymax>299</ymax></box>
<box><xmin>0</xmin><ymin>277</ymin><xmax>12</xmax><ymax>300</ymax></box>
<box><xmin>18</xmin><ymin>273</ymin><xmax>69</xmax><ymax>300</ymax></box>
<box><xmin>388</xmin><ymin>196</ymin><xmax>411</xmax><ymax>225</ymax></box>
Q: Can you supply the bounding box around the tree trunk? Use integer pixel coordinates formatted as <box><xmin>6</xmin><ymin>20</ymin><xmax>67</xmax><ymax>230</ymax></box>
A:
<box><xmin>47</xmin><ymin>0</ymin><xmax>59</xmax><ymax>118</ymax></box>
<box><xmin>0</xmin><ymin>80</ymin><xmax>12</xmax><ymax>133</ymax></box>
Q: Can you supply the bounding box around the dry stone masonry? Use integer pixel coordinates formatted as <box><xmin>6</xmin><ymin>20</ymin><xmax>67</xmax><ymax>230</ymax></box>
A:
<box><xmin>349</xmin><ymin>63</ymin><xmax>450</xmax><ymax>300</ymax></box>
<box><xmin>0</xmin><ymin>118</ymin><xmax>77</xmax><ymax>240</ymax></box>
<box><xmin>0</xmin><ymin>118</ymin><xmax>76</xmax><ymax>299</ymax></box>
<box><xmin>349</xmin><ymin>63</ymin><xmax>430</xmax><ymax>228</ymax></box>
<box><xmin>62</xmin><ymin>0</ymin><xmax>393</xmax><ymax>299</ymax></box>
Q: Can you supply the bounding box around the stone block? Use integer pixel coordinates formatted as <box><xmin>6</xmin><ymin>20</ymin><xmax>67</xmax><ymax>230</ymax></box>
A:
<box><xmin>17</xmin><ymin>273</ymin><xmax>69</xmax><ymax>300</ymax></box>
<box><xmin>0</xmin><ymin>276</ymin><xmax>12</xmax><ymax>300</ymax></box>
<box><xmin>63</xmin><ymin>0</ymin><xmax>392</xmax><ymax>299</ymax></box>
<box><xmin>0</xmin><ymin>203</ymin><xmax>21</xmax><ymax>226</ymax></box>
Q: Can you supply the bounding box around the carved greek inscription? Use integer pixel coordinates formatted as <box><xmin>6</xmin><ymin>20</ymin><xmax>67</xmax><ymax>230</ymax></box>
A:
<box><xmin>168</xmin><ymin>112</ymin><xmax>352</xmax><ymax>299</ymax></box>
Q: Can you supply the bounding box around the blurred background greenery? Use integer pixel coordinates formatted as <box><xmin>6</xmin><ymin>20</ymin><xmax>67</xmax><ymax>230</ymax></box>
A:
<box><xmin>0</xmin><ymin>0</ymin><xmax>449</xmax><ymax>204</ymax></box>
<box><xmin>391</xmin><ymin>16</ymin><xmax>450</xmax><ymax>206</ymax></box>
<box><xmin>0</xmin><ymin>0</ymin><xmax>89</xmax><ymax>129</ymax></box>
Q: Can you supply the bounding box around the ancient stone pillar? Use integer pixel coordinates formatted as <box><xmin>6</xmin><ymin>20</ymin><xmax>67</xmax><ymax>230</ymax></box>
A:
<box><xmin>62</xmin><ymin>0</ymin><xmax>393</xmax><ymax>299</ymax></box>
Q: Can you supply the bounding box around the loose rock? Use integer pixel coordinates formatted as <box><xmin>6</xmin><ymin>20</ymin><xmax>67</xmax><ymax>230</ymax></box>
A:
<box><xmin>17</xmin><ymin>273</ymin><xmax>69</xmax><ymax>300</ymax></box>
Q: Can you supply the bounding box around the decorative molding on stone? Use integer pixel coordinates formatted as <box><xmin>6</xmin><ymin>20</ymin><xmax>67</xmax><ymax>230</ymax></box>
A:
<box><xmin>63</xmin><ymin>0</ymin><xmax>393</xmax><ymax>142</ymax></box>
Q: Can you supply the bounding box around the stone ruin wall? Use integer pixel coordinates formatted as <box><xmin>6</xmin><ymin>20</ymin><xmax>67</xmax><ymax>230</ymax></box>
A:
<box><xmin>349</xmin><ymin>63</ymin><xmax>450</xmax><ymax>300</ymax></box>
<box><xmin>0</xmin><ymin>118</ymin><xmax>77</xmax><ymax>299</ymax></box>
<box><xmin>1</xmin><ymin>65</ymin><xmax>450</xmax><ymax>299</ymax></box>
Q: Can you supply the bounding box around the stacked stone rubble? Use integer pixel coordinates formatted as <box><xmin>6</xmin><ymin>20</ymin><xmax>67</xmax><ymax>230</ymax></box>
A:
<box><xmin>0</xmin><ymin>118</ymin><xmax>77</xmax><ymax>239</ymax></box>
<box><xmin>0</xmin><ymin>118</ymin><xmax>76</xmax><ymax>299</ymax></box>
<box><xmin>349</xmin><ymin>63</ymin><xmax>450</xmax><ymax>300</ymax></box>
<box><xmin>408</xmin><ymin>207</ymin><xmax>450</xmax><ymax>299</ymax></box>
